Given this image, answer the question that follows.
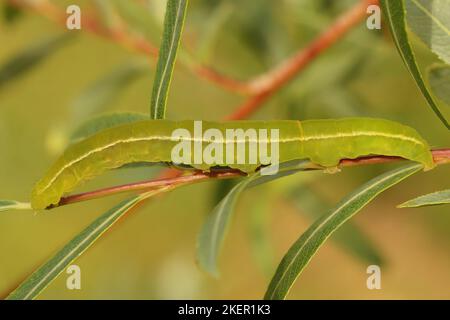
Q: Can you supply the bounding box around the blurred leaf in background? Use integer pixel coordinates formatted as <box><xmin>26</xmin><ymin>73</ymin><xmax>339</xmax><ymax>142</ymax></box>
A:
<box><xmin>2</xmin><ymin>2</ymin><xmax>22</xmax><ymax>24</ymax></box>
<box><xmin>70</xmin><ymin>59</ymin><xmax>148</xmax><ymax>121</ymax></box>
<box><xmin>45</xmin><ymin>60</ymin><xmax>149</xmax><ymax>155</ymax></box>
<box><xmin>0</xmin><ymin>33</ymin><xmax>73</xmax><ymax>89</ymax></box>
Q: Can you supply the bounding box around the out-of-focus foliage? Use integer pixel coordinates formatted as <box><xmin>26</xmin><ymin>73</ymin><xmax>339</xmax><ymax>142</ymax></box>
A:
<box><xmin>70</xmin><ymin>60</ymin><xmax>148</xmax><ymax>122</ymax></box>
<box><xmin>0</xmin><ymin>33</ymin><xmax>73</xmax><ymax>89</ymax></box>
<box><xmin>2</xmin><ymin>2</ymin><xmax>22</xmax><ymax>24</ymax></box>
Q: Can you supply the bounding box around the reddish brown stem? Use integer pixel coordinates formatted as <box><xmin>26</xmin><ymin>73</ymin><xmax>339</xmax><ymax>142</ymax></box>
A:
<box><xmin>55</xmin><ymin>170</ymin><xmax>246</xmax><ymax>208</ymax></box>
<box><xmin>227</xmin><ymin>0</ymin><xmax>380</xmax><ymax>120</ymax></box>
<box><xmin>53</xmin><ymin>149</ymin><xmax>450</xmax><ymax>209</ymax></box>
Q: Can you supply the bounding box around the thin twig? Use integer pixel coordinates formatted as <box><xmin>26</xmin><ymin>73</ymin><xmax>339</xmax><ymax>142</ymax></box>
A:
<box><xmin>53</xmin><ymin>148</ymin><xmax>450</xmax><ymax>209</ymax></box>
<box><xmin>227</xmin><ymin>0</ymin><xmax>380</xmax><ymax>120</ymax></box>
<box><xmin>54</xmin><ymin>170</ymin><xmax>245</xmax><ymax>208</ymax></box>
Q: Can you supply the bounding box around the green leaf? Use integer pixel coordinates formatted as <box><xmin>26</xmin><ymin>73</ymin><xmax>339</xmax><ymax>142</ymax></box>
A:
<box><xmin>6</xmin><ymin>188</ymin><xmax>168</xmax><ymax>300</ymax></box>
<box><xmin>0</xmin><ymin>200</ymin><xmax>31</xmax><ymax>212</ymax></box>
<box><xmin>0</xmin><ymin>33</ymin><xmax>73</xmax><ymax>89</ymax></box>
<box><xmin>398</xmin><ymin>189</ymin><xmax>450</xmax><ymax>208</ymax></box>
<box><xmin>405</xmin><ymin>0</ymin><xmax>450</xmax><ymax>64</ymax></box>
<box><xmin>70</xmin><ymin>112</ymin><xmax>149</xmax><ymax>143</ymax></box>
<box><xmin>150</xmin><ymin>0</ymin><xmax>188</xmax><ymax>119</ymax></box>
<box><xmin>71</xmin><ymin>60</ymin><xmax>148</xmax><ymax>121</ymax></box>
<box><xmin>197</xmin><ymin>175</ymin><xmax>256</xmax><ymax>276</ymax></box>
<box><xmin>265</xmin><ymin>163</ymin><xmax>421</xmax><ymax>300</ymax></box>
<box><xmin>3</xmin><ymin>2</ymin><xmax>22</xmax><ymax>23</ymax></box>
<box><xmin>111</xmin><ymin>0</ymin><xmax>160</xmax><ymax>38</ymax></box>
<box><xmin>197</xmin><ymin>160</ymin><xmax>311</xmax><ymax>276</ymax></box>
<box><xmin>290</xmin><ymin>188</ymin><xmax>383</xmax><ymax>266</ymax></box>
<box><xmin>428</xmin><ymin>64</ymin><xmax>450</xmax><ymax>105</ymax></box>
<box><xmin>196</xmin><ymin>2</ymin><xmax>233</xmax><ymax>63</ymax></box>
<box><xmin>380</xmin><ymin>0</ymin><xmax>450</xmax><ymax>129</ymax></box>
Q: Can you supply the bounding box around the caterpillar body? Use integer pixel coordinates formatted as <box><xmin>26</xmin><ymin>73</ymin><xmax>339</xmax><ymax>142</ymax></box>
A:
<box><xmin>31</xmin><ymin>118</ymin><xmax>435</xmax><ymax>210</ymax></box>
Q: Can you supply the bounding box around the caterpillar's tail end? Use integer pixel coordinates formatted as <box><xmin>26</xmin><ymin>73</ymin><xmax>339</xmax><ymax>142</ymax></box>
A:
<box><xmin>417</xmin><ymin>149</ymin><xmax>436</xmax><ymax>172</ymax></box>
<box><xmin>422</xmin><ymin>155</ymin><xmax>437</xmax><ymax>172</ymax></box>
<box><xmin>423</xmin><ymin>162</ymin><xmax>436</xmax><ymax>172</ymax></box>
<box><xmin>30</xmin><ymin>188</ymin><xmax>53</xmax><ymax>211</ymax></box>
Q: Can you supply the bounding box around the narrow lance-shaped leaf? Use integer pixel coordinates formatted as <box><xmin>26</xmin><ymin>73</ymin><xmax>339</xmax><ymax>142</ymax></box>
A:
<box><xmin>0</xmin><ymin>33</ymin><xmax>73</xmax><ymax>89</ymax></box>
<box><xmin>0</xmin><ymin>200</ymin><xmax>31</xmax><ymax>213</ymax></box>
<box><xmin>265</xmin><ymin>163</ymin><xmax>422</xmax><ymax>300</ymax></box>
<box><xmin>150</xmin><ymin>0</ymin><xmax>188</xmax><ymax>119</ymax></box>
<box><xmin>380</xmin><ymin>0</ymin><xmax>450</xmax><ymax>129</ymax></box>
<box><xmin>405</xmin><ymin>0</ymin><xmax>450</xmax><ymax>65</ymax></box>
<box><xmin>290</xmin><ymin>187</ymin><xmax>383</xmax><ymax>266</ymax></box>
<box><xmin>197</xmin><ymin>175</ymin><xmax>256</xmax><ymax>276</ymax></box>
<box><xmin>6</xmin><ymin>188</ymin><xmax>169</xmax><ymax>300</ymax></box>
<box><xmin>398</xmin><ymin>189</ymin><xmax>450</xmax><ymax>208</ymax></box>
<box><xmin>197</xmin><ymin>160</ymin><xmax>311</xmax><ymax>276</ymax></box>
<box><xmin>428</xmin><ymin>64</ymin><xmax>450</xmax><ymax>105</ymax></box>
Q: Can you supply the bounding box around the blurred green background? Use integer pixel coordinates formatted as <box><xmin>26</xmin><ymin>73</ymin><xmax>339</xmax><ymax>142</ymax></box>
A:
<box><xmin>0</xmin><ymin>0</ymin><xmax>449</xmax><ymax>299</ymax></box>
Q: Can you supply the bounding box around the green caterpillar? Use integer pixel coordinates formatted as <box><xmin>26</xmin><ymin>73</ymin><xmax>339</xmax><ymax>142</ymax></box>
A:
<box><xmin>31</xmin><ymin>118</ymin><xmax>435</xmax><ymax>210</ymax></box>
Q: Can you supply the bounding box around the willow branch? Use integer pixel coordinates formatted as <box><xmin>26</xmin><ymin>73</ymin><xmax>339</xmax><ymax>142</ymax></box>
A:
<box><xmin>52</xmin><ymin>148</ymin><xmax>450</xmax><ymax>209</ymax></box>
<box><xmin>227</xmin><ymin>0</ymin><xmax>380</xmax><ymax>120</ymax></box>
<box><xmin>53</xmin><ymin>170</ymin><xmax>245</xmax><ymax>208</ymax></box>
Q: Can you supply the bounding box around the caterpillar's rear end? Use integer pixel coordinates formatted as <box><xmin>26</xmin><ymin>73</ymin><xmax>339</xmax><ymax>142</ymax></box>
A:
<box><xmin>298</xmin><ymin>118</ymin><xmax>435</xmax><ymax>170</ymax></box>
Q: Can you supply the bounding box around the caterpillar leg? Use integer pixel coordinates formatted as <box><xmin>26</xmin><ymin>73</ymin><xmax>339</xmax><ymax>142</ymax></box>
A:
<box><xmin>323</xmin><ymin>166</ymin><xmax>341</xmax><ymax>174</ymax></box>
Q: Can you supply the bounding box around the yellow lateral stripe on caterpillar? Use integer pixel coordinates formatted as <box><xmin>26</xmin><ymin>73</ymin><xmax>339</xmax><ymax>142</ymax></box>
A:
<box><xmin>297</xmin><ymin>131</ymin><xmax>424</xmax><ymax>144</ymax></box>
